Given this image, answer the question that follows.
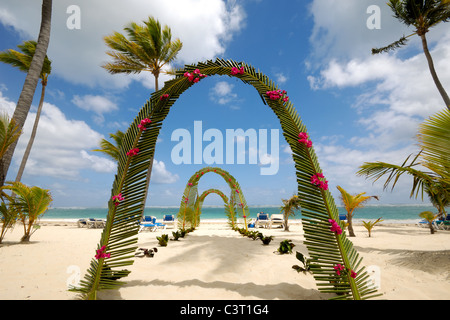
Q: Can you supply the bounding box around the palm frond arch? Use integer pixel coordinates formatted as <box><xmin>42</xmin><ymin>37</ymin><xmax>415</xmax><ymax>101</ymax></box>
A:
<box><xmin>180</xmin><ymin>166</ymin><xmax>248</xmax><ymax>229</ymax></box>
<box><xmin>72</xmin><ymin>58</ymin><xmax>380</xmax><ymax>300</ymax></box>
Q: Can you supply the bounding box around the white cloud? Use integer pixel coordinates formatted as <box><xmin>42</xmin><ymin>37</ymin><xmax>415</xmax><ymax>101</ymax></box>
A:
<box><xmin>72</xmin><ymin>94</ymin><xmax>119</xmax><ymax>124</ymax></box>
<box><xmin>210</xmin><ymin>81</ymin><xmax>238</xmax><ymax>106</ymax></box>
<box><xmin>151</xmin><ymin>159</ymin><xmax>179</xmax><ymax>184</ymax></box>
<box><xmin>0</xmin><ymin>0</ymin><xmax>246</xmax><ymax>89</ymax></box>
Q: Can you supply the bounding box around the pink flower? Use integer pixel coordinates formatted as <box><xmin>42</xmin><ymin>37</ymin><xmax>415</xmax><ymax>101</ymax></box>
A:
<box><xmin>112</xmin><ymin>193</ymin><xmax>125</xmax><ymax>206</ymax></box>
<box><xmin>311</xmin><ymin>173</ymin><xmax>328</xmax><ymax>190</ymax></box>
<box><xmin>95</xmin><ymin>245</ymin><xmax>111</xmax><ymax>259</ymax></box>
<box><xmin>159</xmin><ymin>94</ymin><xmax>169</xmax><ymax>101</ymax></box>
<box><xmin>184</xmin><ymin>69</ymin><xmax>207</xmax><ymax>82</ymax></box>
<box><xmin>126</xmin><ymin>148</ymin><xmax>139</xmax><ymax>157</ymax></box>
<box><xmin>231</xmin><ymin>66</ymin><xmax>245</xmax><ymax>75</ymax></box>
<box><xmin>329</xmin><ymin>219</ymin><xmax>343</xmax><ymax>235</ymax></box>
<box><xmin>298</xmin><ymin>132</ymin><xmax>313</xmax><ymax>148</ymax></box>
<box><xmin>350</xmin><ymin>270</ymin><xmax>357</xmax><ymax>279</ymax></box>
<box><xmin>266</xmin><ymin>89</ymin><xmax>288</xmax><ymax>101</ymax></box>
<box><xmin>188</xmin><ymin>183</ymin><xmax>193</xmax><ymax>186</ymax></box>
<box><xmin>138</xmin><ymin>118</ymin><xmax>152</xmax><ymax>131</ymax></box>
<box><xmin>333</xmin><ymin>264</ymin><xmax>345</xmax><ymax>276</ymax></box>
<box><xmin>236</xmin><ymin>190</ymin><xmax>240</xmax><ymax>193</ymax></box>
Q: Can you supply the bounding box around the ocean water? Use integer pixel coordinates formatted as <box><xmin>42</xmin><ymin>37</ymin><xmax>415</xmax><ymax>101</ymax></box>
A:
<box><xmin>42</xmin><ymin>205</ymin><xmax>436</xmax><ymax>224</ymax></box>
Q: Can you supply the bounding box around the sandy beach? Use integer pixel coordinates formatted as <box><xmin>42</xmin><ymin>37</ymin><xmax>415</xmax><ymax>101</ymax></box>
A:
<box><xmin>0</xmin><ymin>220</ymin><xmax>449</xmax><ymax>301</ymax></box>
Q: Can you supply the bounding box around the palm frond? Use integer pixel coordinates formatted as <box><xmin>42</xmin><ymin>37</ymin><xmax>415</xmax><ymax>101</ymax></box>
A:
<box><xmin>75</xmin><ymin>59</ymin><xmax>378</xmax><ymax>300</ymax></box>
<box><xmin>418</xmin><ymin>108</ymin><xmax>450</xmax><ymax>180</ymax></box>
<box><xmin>357</xmin><ymin>153</ymin><xmax>435</xmax><ymax>200</ymax></box>
<box><xmin>372</xmin><ymin>35</ymin><xmax>412</xmax><ymax>54</ymax></box>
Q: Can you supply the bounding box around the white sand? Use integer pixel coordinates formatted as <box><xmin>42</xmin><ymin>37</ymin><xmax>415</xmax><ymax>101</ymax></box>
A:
<box><xmin>0</xmin><ymin>221</ymin><xmax>449</xmax><ymax>300</ymax></box>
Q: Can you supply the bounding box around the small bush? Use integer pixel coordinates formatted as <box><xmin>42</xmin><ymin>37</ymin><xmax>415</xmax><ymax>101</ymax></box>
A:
<box><xmin>157</xmin><ymin>234</ymin><xmax>169</xmax><ymax>246</ymax></box>
<box><xmin>277</xmin><ymin>239</ymin><xmax>295</xmax><ymax>254</ymax></box>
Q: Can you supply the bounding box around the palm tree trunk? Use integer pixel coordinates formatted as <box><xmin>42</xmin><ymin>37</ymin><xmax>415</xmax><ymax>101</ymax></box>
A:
<box><xmin>15</xmin><ymin>82</ymin><xmax>46</xmax><ymax>183</ymax></box>
<box><xmin>347</xmin><ymin>214</ymin><xmax>355</xmax><ymax>237</ymax></box>
<box><xmin>420</xmin><ymin>34</ymin><xmax>450</xmax><ymax>111</ymax></box>
<box><xmin>0</xmin><ymin>0</ymin><xmax>52</xmax><ymax>186</ymax></box>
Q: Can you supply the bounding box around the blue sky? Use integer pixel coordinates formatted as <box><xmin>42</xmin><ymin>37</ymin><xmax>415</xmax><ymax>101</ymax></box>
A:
<box><xmin>0</xmin><ymin>0</ymin><xmax>449</xmax><ymax>208</ymax></box>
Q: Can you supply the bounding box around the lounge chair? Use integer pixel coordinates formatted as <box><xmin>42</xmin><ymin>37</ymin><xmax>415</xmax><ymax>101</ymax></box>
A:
<box><xmin>87</xmin><ymin>218</ymin><xmax>105</xmax><ymax>228</ymax></box>
<box><xmin>339</xmin><ymin>214</ymin><xmax>347</xmax><ymax>222</ymax></box>
<box><xmin>163</xmin><ymin>215</ymin><xmax>175</xmax><ymax>228</ymax></box>
<box><xmin>270</xmin><ymin>214</ymin><xmax>284</xmax><ymax>229</ymax></box>
<box><xmin>255</xmin><ymin>212</ymin><xmax>270</xmax><ymax>228</ymax></box>
<box><xmin>77</xmin><ymin>219</ymin><xmax>87</xmax><ymax>228</ymax></box>
<box><xmin>139</xmin><ymin>216</ymin><xmax>166</xmax><ymax>233</ymax></box>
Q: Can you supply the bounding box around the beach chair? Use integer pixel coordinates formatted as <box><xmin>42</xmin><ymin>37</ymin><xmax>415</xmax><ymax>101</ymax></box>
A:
<box><xmin>87</xmin><ymin>218</ymin><xmax>105</xmax><ymax>228</ymax></box>
<box><xmin>270</xmin><ymin>214</ymin><xmax>284</xmax><ymax>229</ymax></box>
<box><xmin>339</xmin><ymin>214</ymin><xmax>347</xmax><ymax>222</ymax></box>
<box><xmin>255</xmin><ymin>212</ymin><xmax>270</xmax><ymax>228</ymax></box>
<box><xmin>163</xmin><ymin>215</ymin><xmax>175</xmax><ymax>228</ymax></box>
<box><xmin>139</xmin><ymin>216</ymin><xmax>157</xmax><ymax>232</ymax></box>
<box><xmin>77</xmin><ymin>219</ymin><xmax>88</xmax><ymax>228</ymax></box>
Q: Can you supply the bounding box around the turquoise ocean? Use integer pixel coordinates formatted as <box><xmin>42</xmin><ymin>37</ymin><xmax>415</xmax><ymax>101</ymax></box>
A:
<box><xmin>42</xmin><ymin>205</ymin><xmax>436</xmax><ymax>224</ymax></box>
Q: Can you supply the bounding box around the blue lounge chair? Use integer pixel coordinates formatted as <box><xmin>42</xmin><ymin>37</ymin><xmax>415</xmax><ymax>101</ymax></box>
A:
<box><xmin>139</xmin><ymin>216</ymin><xmax>166</xmax><ymax>232</ymax></box>
<box><xmin>339</xmin><ymin>214</ymin><xmax>347</xmax><ymax>222</ymax></box>
<box><xmin>163</xmin><ymin>215</ymin><xmax>175</xmax><ymax>228</ymax></box>
<box><xmin>255</xmin><ymin>212</ymin><xmax>270</xmax><ymax>228</ymax></box>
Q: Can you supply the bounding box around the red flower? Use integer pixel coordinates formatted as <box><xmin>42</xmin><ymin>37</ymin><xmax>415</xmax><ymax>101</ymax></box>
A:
<box><xmin>159</xmin><ymin>94</ymin><xmax>169</xmax><ymax>101</ymax></box>
<box><xmin>95</xmin><ymin>245</ymin><xmax>111</xmax><ymax>259</ymax></box>
<box><xmin>231</xmin><ymin>66</ymin><xmax>245</xmax><ymax>75</ymax></box>
<box><xmin>126</xmin><ymin>148</ymin><xmax>139</xmax><ymax>157</ymax></box>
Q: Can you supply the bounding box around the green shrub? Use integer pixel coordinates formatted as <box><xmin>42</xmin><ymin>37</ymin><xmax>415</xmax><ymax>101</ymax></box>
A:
<box><xmin>157</xmin><ymin>234</ymin><xmax>169</xmax><ymax>246</ymax></box>
<box><xmin>277</xmin><ymin>239</ymin><xmax>295</xmax><ymax>254</ymax></box>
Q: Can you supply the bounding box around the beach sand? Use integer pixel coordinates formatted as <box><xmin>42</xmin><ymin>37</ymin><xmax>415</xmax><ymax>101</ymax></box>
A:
<box><xmin>0</xmin><ymin>221</ymin><xmax>449</xmax><ymax>300</ymax></box>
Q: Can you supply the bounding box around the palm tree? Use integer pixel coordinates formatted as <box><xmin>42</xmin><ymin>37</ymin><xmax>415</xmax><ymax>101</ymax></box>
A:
<box><xmin>419</xmin><ymin>210</ymin><xmax>438</xmax><ymax>234</ymax></box>
<box><xmin>372</xmin><ymin>0</ymin><xmax>450</xmax><ymax>111</ymax></box>
<box><xmin>337</xmin><ymin>186</ymin><xmax>379</xmax><ymax>237</ymax></box>
<box><xmin>0</xmin><ymin>113</ymin><xmax>22</xmax><ymax>160</ymax></box>
<box><xmin>102</xmin><ymin>16</ymin><xmax>183</xmax><ymax>91</ymax></box>
<box><xmin>0</xmin><ymin>41</ymin><xmax>52</xmax><ymax>183</ymax></box>
<box><xmin>0</xmin><ymin>0</ymin><xmax>52</xmax><ymax>187</ymax></box>
<box><xmin>0</xmin><ymin>181</ymin><xmax>52</xmax><ymax>242</ymax></box>
<box><xmin>92</xmin><ymin>130</ymin><xmax>125</xmax><ymax>162</ymax></box>
<box><xmin>102</xmin><ymin>17</ymin><xmax>183</xmax><ymax>214</ymax></box>
<box><xmin>280</xmin><ymin>195</ymin><xmax>301</xmax><ymax>231</ymax></box>
<box><xmin>357</xmin><ymin>109</ymin><xmax>450</xmax><ymax>217</ymax></box>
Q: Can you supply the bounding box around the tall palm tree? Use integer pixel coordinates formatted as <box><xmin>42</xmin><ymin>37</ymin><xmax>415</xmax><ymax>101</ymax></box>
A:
<box><xmin>280</xmin><ymin>195</ymin><xmax>301</xmax><ymax>231</ymax></box>
<box><xmin>337</xmin><ymin>186</ymin><xmax>379</xmax><ymax>237</ymax></box>
<box><xmin>372</xmin><ymin>0</ymin><xmax>450</xmax><ymax>111</ymax></box>
<box><xmin>0</xmin><ymin>181</ymin><xmax>52</xmax><ymax>242</ymax></box>
<box><xmin>92</xmin><ymin>130</ymin><xmax>125</xmax><ymax>162</ymax></box>
<box><xmin>0</xmin><ymin>41</ymin><xmax>52</xmax><ymax>183</ymax></box>
<box><xmin>102</xmin><ymin>17</ymin><xmax>183</xmax><ymax>214</ymax></box>
<box><xmin>0</xmin><ymin>0</ymin><xmax>52</xmax><ymax>187</ymax></box>
<box><xmin>357</xmin><ymin>109</ymin><xmax>450</xmax><ymax>217</ymax></box>
<box><xmin>102</xmin><ymin>16</ymin><xmax>183</xmax><ymax>91</ymax></box>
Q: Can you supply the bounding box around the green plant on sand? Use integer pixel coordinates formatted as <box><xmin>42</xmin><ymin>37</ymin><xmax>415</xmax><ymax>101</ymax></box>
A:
<box><xmin>419</xmin><ymin>211</ymin><xmax>439</xmax><ymax>234</ymax></box>
<box><xmin>157</xmin><ymin>234</ymin><xmax>169</xmax><ymax>247</ymax></box>
<box><xmin>362</xmin><ymin>218</ymin><xmax>384</xmax><ymax>237</ymax></box>
<box><xmin>277</xmin><ymin>239</ymin><xmax>295</xmax><ymax>254</ymax></box>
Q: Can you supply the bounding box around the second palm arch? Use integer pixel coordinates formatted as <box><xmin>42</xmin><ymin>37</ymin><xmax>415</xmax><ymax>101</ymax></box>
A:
<box><xmin>178</xmin><ymin>166</ymin><xmax>249</xmax><ymax>230</ymax></box>
<box><xmin>72</xmin><ymin>59</ymin><xmax>379</xmax><ymax>300</ymax></box>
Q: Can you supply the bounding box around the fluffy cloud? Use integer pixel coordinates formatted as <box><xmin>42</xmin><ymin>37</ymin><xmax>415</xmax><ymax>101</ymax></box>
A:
<box><xmin>210</xmin><ymin>81</ymin><xmax>239</xmax><ymax>106</ymax></box>
<box><xmin>72</xmin><ymin>94</ymin><xmax>119</xmax><ymax>124</ymax></box>
<box><xmin>0</xmin><ymin>0</ymin><xmax>246</xmax><ymax>89</ymax></box>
